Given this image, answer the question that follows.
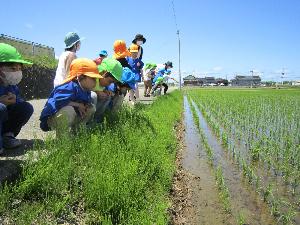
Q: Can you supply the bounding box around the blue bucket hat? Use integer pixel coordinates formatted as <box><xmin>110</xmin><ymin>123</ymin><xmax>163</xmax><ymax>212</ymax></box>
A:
<box><xmin>64</xmin><ymin>32</ymin><xmax>84</xmax><ymax>48</ymax></box>
<box><xmin>121</xmin><ymin>67</ymin><xmax>136</xmax><ymax>90</ymax></box>
<box><xmin>99</xmin><ymin>50</ymin><xmax>108</xmax><ymax>56</ymax></box>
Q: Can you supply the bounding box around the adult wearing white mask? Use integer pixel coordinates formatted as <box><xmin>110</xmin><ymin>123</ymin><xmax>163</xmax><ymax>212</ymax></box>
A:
<box><xmin>53</xmin><ymin>32</ymin><xmax>84</xmax><ymax>87</ymax></box>
<box><xmin>132</xmin><ymin>34</ymin><xmax>146</xmax><ymax>60</ymax></box>
<box><xmin>0</xmin><ymin>43</ymin><xmax>34</xmax><ymax>153</ymax></box>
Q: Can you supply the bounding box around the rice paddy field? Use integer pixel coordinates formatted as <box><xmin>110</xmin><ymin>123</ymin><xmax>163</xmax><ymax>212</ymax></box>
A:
<box><xmin>0</xmin><ymin>88</ymin><xmax>300</xmax><ymax>224</ymax></box>
<box><xmin>185</xmin><ymin>88</ymin><xmax>300</xmax><ymax>225</ymax></box>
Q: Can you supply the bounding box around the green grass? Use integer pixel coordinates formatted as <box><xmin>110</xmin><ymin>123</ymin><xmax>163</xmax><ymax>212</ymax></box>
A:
<box><xmin>0</xmin><ymin>91</ymin><xmax>183</xmax><ymax>224</ymax></box>
<box><xmin>23</xmin><ymin>55</ymin><xmax>58</xmax><ymax>69</ymax></box>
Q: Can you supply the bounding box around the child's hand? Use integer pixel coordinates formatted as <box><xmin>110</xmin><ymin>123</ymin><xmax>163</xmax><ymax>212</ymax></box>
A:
<box><xmin>96</xmin><ymin>91</ymin><xmax>110</xmax><ymax>99</ymax></box>
<box><xmin>0</xmin><ymin>95</ymin><xmax>9</xmax><ymax>104</ymax></box>
<box><xmin>0</xmin><ymin>93</ymin><xmax>16</xmax><ymax>105</ymax></box>
<box><xmin>103</xmin><ymin>90</ymin><xmax>113</xmax><ymax>96</ymax></box>
<box><xmin>97</xmin><ymin>90</ymin><xmax>113</xmax><ymax>98</ymax></box>
<box><xmin>7</xmin><ymin>92</ymin><xmax>16</xmax><ymax>99</ymax></box>
<box><xmin>7</xmin><ymin>93</ymin><xmax>16</xmax><ymax>104</ymax></box>
<box><xmin>76</xmin><ymin>103</ymin><xmax>87</xmax><ymax>118</ymax></box>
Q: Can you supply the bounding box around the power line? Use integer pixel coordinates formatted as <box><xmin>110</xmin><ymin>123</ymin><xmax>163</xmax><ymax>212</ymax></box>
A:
<box><xmin>171</xmin><ymin>0</ymin><xmax>182</xmax><ymax>90</ymax></box>
<box><xmin>171</xmin><ymin>0</ymin><xmax>179</xmax><ymax>31</ymax></box>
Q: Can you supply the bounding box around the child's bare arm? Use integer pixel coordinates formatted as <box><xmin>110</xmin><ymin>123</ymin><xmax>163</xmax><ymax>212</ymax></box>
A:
<box><xmin>65</xmin><ymin>53</ymin><xmax>77</xmax><ymax>74</ymax></box>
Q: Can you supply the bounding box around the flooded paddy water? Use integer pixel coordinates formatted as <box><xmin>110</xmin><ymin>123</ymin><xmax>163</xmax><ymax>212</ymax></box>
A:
<box><xmin>181</xmin><ymin>96</ymin><xmax>276</xmax><ymax>225</ymax></box>
<box><xmin>192</xmin><ymin>98</ymin><xmax>300</xmax><ymax>224</ymax></box>
<box><xmin>180</xmin><ymin>97</ymin><xmax>233</xmax><ymax>224</ymax></box>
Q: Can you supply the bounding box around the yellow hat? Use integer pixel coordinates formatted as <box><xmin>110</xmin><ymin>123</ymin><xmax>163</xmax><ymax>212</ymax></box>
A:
<box><xmin>129</xmin><ymin>44</ymin><xmax>139</xmax><ymax>53</ymax></box>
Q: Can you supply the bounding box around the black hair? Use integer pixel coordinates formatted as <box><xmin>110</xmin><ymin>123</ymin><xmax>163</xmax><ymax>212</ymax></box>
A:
<box><xmin>0</xmin><ymin>62</ymin><xmax>19</xmax><ymax>66</ymax></box>
<box><xmin>78</xmin><ymin>74</ymin><xmax>96</xmax><ymax>82</ymax></box>
<box><xmin>65</xmin><ymin>45</ymin><xmax>76</xmax><ymax>51</ymax></box>
<box><xmin>0</xmin><ymin>62</ymin><xmax>24</xmax><ymax>69</ymax></box>
<box><xmin>65</xmin><ymin>42</ymin><xmax>79</xmax><ymax>51</ymax></box>
<box><xmin>0</xmin><ymin>62</ymin><xmax>13</xmax><ymax>67</ymax></box>
<box><xmin>103</xmin><ymin>72</ymin><xmax>119</xmax><ymax>82</ymax></box>
<box><xmin>77</xmin><ymin>74</ymin><xmax>87</xmax><ymax>81</ymax></box>
<box><xmin>115</xmin><ymin>81</ymin><xmax>125</xmax><ymax>87</ymax></box>
<box><xmin>104</xmin><ymin>72</ymin><xmax>113</xmax><ymax>78</ymax></box>
<box><xmin>116</xmin><ymin>58</ymin><xmax>132</xmax><ymax>70</ymax></box>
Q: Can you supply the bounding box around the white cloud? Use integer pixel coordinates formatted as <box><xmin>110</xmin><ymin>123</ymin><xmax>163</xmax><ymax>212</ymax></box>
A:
<box><xmin>212</xmin><ymin>66</ymin><xmax>223</xmax><ymax>72</ymax></box>
<box><xmin>25</xmin><ymin>23</ymin><xmax>33</xmax><ymax>29</ymax></box>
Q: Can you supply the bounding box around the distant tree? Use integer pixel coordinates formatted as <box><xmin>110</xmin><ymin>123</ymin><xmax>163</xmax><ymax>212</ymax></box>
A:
<box><xmin>265</xmin><ymin>81</ymin><xmax>276</xmax><ymax>87</ymax></box>
<box><xmin>283</xmin><ymin>81</ymin><xmax>292</xmax><ymax>85</ymax></box>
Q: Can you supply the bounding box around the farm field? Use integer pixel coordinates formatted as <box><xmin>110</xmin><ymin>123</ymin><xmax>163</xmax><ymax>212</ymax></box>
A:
<box><xmin>184</xmin><ymin>88</ymin><xmax>300</xmax><ymax>225</ymax></box>
<box><xmin>0</xmin><ymin>88</ymin><xmax>300</xmax><ymax>225</ymax></box>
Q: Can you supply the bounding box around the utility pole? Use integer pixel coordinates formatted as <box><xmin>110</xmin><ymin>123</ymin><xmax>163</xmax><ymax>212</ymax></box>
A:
<box><xmin>177</xmin><ymin>30</ymin><xmax>181</xmax><ymax>90</ymax></box>
<box><xmin>250</xmin><ymin>70</ymin><xmax>254</xmax><ymax>88</ymax></box>
<box><xmin>281</xmin><ymin>68</ymin><xmax>285</xmax><ymax>85</ymax></box>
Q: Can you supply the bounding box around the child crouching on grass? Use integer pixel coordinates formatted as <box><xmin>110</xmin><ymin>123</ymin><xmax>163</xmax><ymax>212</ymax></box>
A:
<box><xmin>40</xmin><ymin>58</ymin><xmax>106</xmax><ymax>134</ymax></box>
<box><xmin>0</xmin><ymin>43</ymin><xmax>34</xmax><ymax>154</ymax></box>
<box><xmin>109</xmin><ymin>67</ymin><xmax>136</xmax><ymax>112</ymax></box>
<box><xmin>92</xmin><ymin>58</ymin><xmax>123</xmax><ymax>122</ymax></box>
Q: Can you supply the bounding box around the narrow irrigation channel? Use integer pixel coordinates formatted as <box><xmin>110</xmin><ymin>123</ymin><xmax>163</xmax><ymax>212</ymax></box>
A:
<box><xmin>179</xmin><ymin>97</ymin><xmax>233</xmax><ymax>224</ymax></box>
<box><xmin>185</xmin><ymin>97</ymin><xmax>276</xmax><ymax>225</ymax></box>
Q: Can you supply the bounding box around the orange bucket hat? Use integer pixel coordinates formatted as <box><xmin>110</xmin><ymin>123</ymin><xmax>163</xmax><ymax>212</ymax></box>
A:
<box><xmin>113</xmin><ymin>40</ymin><xmax>131</xmax><ymax>59</ymax></box>
<box><xmin>63</xmin><ymin>58</ymin><xmax>102</xmax><ymax>84</ymax></box>
<box><xmin>129</xmin><ymin>43</ymin><xmax>139</xmax><ymax>53</ymax></box>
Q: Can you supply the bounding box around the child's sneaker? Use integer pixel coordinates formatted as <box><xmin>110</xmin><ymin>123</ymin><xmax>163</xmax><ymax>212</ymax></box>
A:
<box><xmin>3</xmin><ymin>133</ymin><xmax>22</xmax><ymax>149</ymax></box>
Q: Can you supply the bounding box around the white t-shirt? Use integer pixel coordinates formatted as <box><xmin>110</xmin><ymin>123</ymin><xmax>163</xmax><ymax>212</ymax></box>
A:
<box><xmin>156</xmin><ymin>64</ymin><xmax>165</xmax><ymax>71</ymax></box>
<box><xmin>163</xmin><ymin>74</ymin><xmax>171</xmax><ymax>83</ymax></box>
<box><xmin>143</xmin><ymin>68</ymin><xmax>153</xmax><ymax>81</ymax></box>
<box><xmin>53</xmin><ymin>51</ymin><xmax>77</xmax><ymax>87</ymax></box>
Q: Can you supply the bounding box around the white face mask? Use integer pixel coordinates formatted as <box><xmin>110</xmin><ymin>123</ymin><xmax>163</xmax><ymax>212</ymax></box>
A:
<box><xmin>2</xmin><ymin>71</ymin><xmax>23</xmax><ymax>85</ymax></box>
<box><xmin>136</xmin><ymin>40</ymin><xmax>143</xmax><ymax>46</ymax></box>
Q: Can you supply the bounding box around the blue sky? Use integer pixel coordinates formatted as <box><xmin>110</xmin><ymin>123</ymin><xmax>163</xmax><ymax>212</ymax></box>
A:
<box><xmin>1</xmin><ymin>0</ymin><xmax>300</xmax><ymax>81</ymax></box>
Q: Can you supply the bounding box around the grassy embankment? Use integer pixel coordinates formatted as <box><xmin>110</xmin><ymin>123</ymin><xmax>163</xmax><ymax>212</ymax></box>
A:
<box><xmin>0</xmin><ymin>91</ymin><xmax>183</xmax><ymax>224</ymax></box>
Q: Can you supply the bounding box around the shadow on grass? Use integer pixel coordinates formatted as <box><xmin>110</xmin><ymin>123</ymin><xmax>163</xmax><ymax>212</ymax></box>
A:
<box><xmin>0</xmin><ymin>159</ymin><xmax>23</xmax><ymax>185</ymax></box>
<box><xmin>0</xmin><ymin>139</ymin><xmax>45</xmax><ymax>184</ymax></box>
<box><xmin>0</xmin><ymin>139</ymin><xmax>44</xmax><ymax>157</ymax></box>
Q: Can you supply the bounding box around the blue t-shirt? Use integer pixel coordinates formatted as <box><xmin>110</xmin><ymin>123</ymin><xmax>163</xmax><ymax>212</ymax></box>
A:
<box><xmin>153</xmin><ymin>68</ymin><xmax>171</xmax><ymax>84</ymax></box>
<box><xmin>0</xmin><ymin>85</ymin><xmax>23</xmax><ymax>104</ymax></box>
<box><xmin>40</xmin><ymin>81</ymin><xmax>91</xmax><ymax>128</ymax></box>
<box><xmin>126</xmin><ymin>57</ymin><xmax>144</xmax><ymax>82</ymax></box>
